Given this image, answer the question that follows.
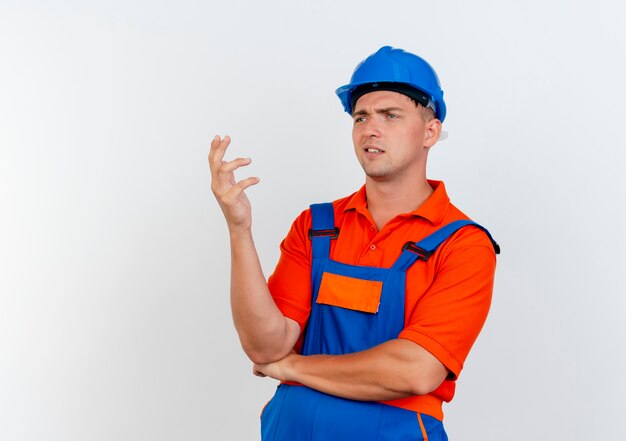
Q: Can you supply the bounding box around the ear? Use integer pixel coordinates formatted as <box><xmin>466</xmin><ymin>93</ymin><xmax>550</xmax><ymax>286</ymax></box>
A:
<box><xmin>423</xmin><ymin>118</ymin><xmax>442</xmax><ymax>148</ymax></box>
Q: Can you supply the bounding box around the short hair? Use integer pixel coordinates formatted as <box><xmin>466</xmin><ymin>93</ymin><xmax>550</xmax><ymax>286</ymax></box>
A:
<box><xmin>416</xmin><ymin>101</ymin><xmax>436</xmax><ymax>122</ymax></box>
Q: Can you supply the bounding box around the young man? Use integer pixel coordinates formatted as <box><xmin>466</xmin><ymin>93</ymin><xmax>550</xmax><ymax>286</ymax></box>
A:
<box><xmin>209</xmin><ymin>46</ymin><xmax>499</xmax><ymax>440</ymax></box>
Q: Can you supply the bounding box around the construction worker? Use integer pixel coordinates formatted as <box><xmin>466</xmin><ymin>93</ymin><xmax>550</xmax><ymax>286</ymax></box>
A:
<box><xmin>209</xmin><ymin>46</ymin><xmax>499</xmax><ymax>440</ymax></box>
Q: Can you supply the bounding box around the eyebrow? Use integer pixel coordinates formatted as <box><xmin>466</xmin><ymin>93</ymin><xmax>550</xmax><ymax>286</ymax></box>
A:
<box><xmin>352</xmin><ymin>106</ymin><xmax>405</xmax><ymax>117</ymax></box>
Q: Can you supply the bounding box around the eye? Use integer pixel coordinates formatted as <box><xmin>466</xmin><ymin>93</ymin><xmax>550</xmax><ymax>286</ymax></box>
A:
<box><xmin>354</xmin><ymin>116</ymin><xmax>366</xmax><ymax>124</ymax></box>
<box><xmin>386</xmin><ymin>113</ymin><xmax>398</xmax><ymax>119</ymax></box>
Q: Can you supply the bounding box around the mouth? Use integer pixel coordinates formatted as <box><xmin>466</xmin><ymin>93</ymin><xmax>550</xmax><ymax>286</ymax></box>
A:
<box><xmin>364</xmin><ymin>146</ymin><xmax>385</xmax><ymax>154</ymax></box>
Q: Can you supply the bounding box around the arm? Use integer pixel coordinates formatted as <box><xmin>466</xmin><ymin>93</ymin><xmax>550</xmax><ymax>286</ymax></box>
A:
<box><xmin>253</xmin><ymin>338</ymin><xmax>448</xmax><ymax>401</ymax></box>
<box><xmin>209</xmin><ymin>135</ymin><xmax>300</xmax><ymax>364</ymax></box>
<box><xmin>254</xmin><ymin>231</ymin><xmax>496</xmax><ymax>400</ymax></box>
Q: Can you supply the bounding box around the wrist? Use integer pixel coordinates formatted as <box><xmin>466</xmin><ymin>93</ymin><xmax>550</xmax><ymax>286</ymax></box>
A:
<box><xmin>228</xmin><ymin>226</ymin><xmax>253</xmax><ymax>242</ymax></box>
<box><xmin>282</xmin><ymin>353</ymin><xmax>301</xmax><ymax>383</ymax></box>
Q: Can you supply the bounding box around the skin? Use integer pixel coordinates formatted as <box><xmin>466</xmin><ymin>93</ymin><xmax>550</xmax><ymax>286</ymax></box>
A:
<box><xmin>351</xmin><ymin>91</ymin><xmax>442</xmax><ymax>229</ymax></box>
<box><xmin>209</xmin><ymin>90</ymin><xmax>447</xmax><ymax>401</ymax></box>
<box><xmin>209</xmin><ymin>135</ymin><xmax>300</xmax><ymax>364</ymax></box>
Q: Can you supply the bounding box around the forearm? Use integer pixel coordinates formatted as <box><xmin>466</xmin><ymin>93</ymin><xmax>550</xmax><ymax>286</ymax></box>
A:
<box><xmin>255</xmin><ymin>339</ymin><xmax>448</xmax><ymax>401</ymax></box>
<box><xmin>209</xmin><ymin>135</ymin><xmax>299</xmax><ymax>363</ymax></box>
<box><xmin>287</xmin><ymin>348</ymin><xmax>415</xmax><ymax>401</ymax></box>
<box><xmin>230</xmin><ymin>228</ymin><xmax>299</xmax><ymax>363</ymax></box>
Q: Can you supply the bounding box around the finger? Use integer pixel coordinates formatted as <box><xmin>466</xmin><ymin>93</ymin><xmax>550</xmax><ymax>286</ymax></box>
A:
<box><xmin>220</xmin><ymin>157</ymin><xmax>252</xmax><ymax>175</ymax></box>
<box><xmin>209</xmin><ymin>135</ymin><xmax>230</xmax><ymax>164</ymax></box>
<box><xmin>209</xmin><ymin>141</ymin><xmax>237</xmax><ymax>188</ymax></box>
<box><xmin>217</xmin><ymin>176</ymin><xmax>260</xmax><ymax>203</ymax></box>
<box><xmin>213</xmin><ymin>157</ymin><xmax>259</xmax><ymax>190</ymax></box>
<box><xmin>216</xmin><ymin>158</ymin><xmax>252</xmax><ymax>188</ymax></box>
<box><xmin>208</xmin><ymin>135</ymin><xmax>221</xmax><ymax>162</ymax></box>
<box><xmin>232</xmin><ymin>176</ymin><xmax>260</xmax><ymax>192</ymax></box>
<box><xmin>208</xmin><ymin>135</ymin><xmax>231</xmax><ymax>170</ymax></box>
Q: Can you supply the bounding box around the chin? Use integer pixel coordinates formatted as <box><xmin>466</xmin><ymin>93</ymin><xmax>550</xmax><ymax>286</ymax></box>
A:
<box><xmin>364</xmin><ymin>170</ymin><xmax>392</xmax><ymax>181</ymax></box>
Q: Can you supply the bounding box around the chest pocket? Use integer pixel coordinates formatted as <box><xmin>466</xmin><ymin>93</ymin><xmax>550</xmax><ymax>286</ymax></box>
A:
<box><xmin>316</xmin><ymin>272</ymin><xmax>383</xmax><ymax>314</ymax></box>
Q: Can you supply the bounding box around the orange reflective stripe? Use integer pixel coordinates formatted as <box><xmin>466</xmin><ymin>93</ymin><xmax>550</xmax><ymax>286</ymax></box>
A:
<box><xmin>417</xmin><ymin>413</ymin><xmax>429</xmax><ymax>441</ymax></box>
<box><xmin>316</xmin><ymin>272</ymin><xmax>382</xmax><ymax>313</ymax></box>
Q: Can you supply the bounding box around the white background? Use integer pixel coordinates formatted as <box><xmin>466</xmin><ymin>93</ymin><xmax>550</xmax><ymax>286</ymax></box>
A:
<box><xmin>1</xmin><ymin>1</ymin><xmax>625</xmax><ymax>439</ymax></box>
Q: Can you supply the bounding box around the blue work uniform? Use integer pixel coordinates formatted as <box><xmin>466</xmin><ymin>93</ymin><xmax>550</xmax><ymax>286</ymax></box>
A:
<box><xmin>261</xmin><ymin>203</ymin><xmax>499</xmax><ymax>440</ymax></box>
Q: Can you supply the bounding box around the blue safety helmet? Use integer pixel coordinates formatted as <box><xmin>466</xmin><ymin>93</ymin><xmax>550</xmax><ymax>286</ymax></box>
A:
<box><xmin>336</xmin><ymin>46</ymin><xmax>447</xmax><ymax>122</ymax></box>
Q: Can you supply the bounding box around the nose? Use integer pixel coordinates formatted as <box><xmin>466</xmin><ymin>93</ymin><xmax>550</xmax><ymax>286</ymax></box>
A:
<box><xmin>361</xmin><ymin>117</ymin><xmax>382</xmax><ymax>138</ymax></box>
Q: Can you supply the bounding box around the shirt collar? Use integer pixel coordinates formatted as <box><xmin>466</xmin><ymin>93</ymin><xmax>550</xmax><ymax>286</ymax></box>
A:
<box><xmin>344</xmin><ymin>180</ymin><xmax>450</xmax><ymax>225</ymax></box>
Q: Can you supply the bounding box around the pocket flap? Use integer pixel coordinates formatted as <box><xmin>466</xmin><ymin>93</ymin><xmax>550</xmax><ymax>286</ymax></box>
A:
<box><xmin>316</xmin><ymin>272</ymin><xmax>382</xmax><ymax>314</ymax></box>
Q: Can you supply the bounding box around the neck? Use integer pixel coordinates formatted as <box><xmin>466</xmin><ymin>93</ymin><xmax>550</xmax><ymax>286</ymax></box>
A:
<box><xmin>365</xmin><ymin>177</ymin><xmax>433</xmax><ymax>230</ymax></box>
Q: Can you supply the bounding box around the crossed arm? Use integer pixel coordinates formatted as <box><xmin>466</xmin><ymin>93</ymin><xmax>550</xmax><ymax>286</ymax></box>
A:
<box><xmin>253</xmin><ymin>339</ymin><xmax>448</xmax><ymax>401</ymax></box>
<box><xmin>209</xmin><ymin>135</ymin><xmax>448</xmax><ymax>401</ymax></box>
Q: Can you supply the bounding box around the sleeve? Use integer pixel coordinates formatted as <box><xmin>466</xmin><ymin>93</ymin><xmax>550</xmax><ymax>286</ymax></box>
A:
<box><xmin>398</xmin><ymin>227</ymin><xmax>497</xmax><ymax>379</ymax></box>
<box><xmin>267</xmin><ymin>209</ymin><xmax>313</xmax><ymax>333</ymax></box>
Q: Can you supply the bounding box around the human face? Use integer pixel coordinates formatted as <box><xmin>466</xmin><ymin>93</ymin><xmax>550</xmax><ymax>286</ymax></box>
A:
<box><xmin>352</xmin><ymin>90</ymin><xmax>439</xmax><ymax>183</ymax></box>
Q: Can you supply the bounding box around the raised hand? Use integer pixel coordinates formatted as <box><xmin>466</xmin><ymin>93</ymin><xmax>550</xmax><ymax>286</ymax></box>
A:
<box><xmin>209</xmin><ymin>135</ymin><xmax>260</xmax><ymax>233</ymax></box>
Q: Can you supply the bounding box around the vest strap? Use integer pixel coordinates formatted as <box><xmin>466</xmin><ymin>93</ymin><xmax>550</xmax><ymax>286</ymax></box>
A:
<box><xmin>393</xmin><ymin>220</ymin><xmax>500</xmax><ymax>271</ymax></box>
<box><xmin>309</xmin><ymin>203</ymin><xmax>337</xmax><ymax>259</ymax></box>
